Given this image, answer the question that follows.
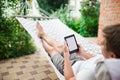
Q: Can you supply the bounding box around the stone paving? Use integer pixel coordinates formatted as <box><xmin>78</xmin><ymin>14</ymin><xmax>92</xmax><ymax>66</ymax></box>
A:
<box><xmin>0</xmin><ymin>50</ymin><xmax>58</xmax><ymax>80</ymax></box>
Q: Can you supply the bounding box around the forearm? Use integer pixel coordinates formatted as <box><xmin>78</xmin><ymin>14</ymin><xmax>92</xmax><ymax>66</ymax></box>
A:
<box><xmin>82</xmin><ymin>52</ymin><xmax>94</xmax><ymax>59</ymax></box>
<box><xmin>63</xmin><ymin>42</ymin><xmax>75</xmax><ymax>80</ymax></box>
<box><xmin>64</xmin><ymin>56</ymin><xmax>74</xmax><ymax>80</ymax></box>
<box><xmin>77</xmin><ymin>44</ymin><xmax>94</xmax><ymax>60</ymax></box>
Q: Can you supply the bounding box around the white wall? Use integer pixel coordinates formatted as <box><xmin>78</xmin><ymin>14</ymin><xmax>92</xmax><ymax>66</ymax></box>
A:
<box><xmin>69</xmin><ymin>0</ymin><xmax>83</xmax><ymax>18</ymax></box>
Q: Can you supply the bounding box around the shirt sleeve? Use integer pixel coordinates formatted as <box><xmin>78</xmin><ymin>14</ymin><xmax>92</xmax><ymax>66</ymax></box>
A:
<box><xmin>76</xmin><ymin>65</ymin><xmax>95</xmax><ymax>80</ymax></box>
<box><xmin>95</xmin><ymin>62</ymin><xmax>111</xmax><ymax>80</ymax></box>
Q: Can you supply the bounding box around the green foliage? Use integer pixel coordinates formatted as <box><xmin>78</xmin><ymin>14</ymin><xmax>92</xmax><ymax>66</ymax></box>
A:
<box><xmin>37</xmin><ymin>0</ymin><xmax>69</xmax><ymax>13</ymax></box>
<box><xmin>66</xmin><ymin>19</ymin><xmax>81</xmax><ymax>34</ymax></box>
<box><xmin>52</xmin><ymin>0</ymin><xmax>100</xmax><ymax>37</ymax></box>
<box><xmin>52</xmin><ymin>5</ymin><xmax>80</xmax><ymax>34</ymax></box>
<box><xmin>0</xmin><ymin>17</ymin><xmax>36</xmax><ymax>60</ymax></box>
<box><xmin>37</xmin><ymin>0</ymin><xmax>51</xmax><ymax>13</ymax></box>
<box><xmin>0</xmin><ymin>0</ymin><xmax>36</xmax><ymax>60</ymax></box>
<box><xmin>79</xmin><ymin>0</ymin><xmax>100</xmax><ymax>37</ymax></box>
<box><xmin>52</xmin><ymin>5</ymin><xmax>69</xmax><ymax>24</ymax></box>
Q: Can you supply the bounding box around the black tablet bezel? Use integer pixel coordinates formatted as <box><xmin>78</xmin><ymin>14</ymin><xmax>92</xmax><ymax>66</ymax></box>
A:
<box><xmin>64</xmin><ymin>34</ymin><xmax>79</xmax><ymax>54</ymax></box>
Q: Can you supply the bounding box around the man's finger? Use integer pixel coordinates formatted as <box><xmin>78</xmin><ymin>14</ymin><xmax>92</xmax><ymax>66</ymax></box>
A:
<box><xmin>64</xmin><ymin>41</ymin><xmax>69</xmax><ymax>53</ymax></box>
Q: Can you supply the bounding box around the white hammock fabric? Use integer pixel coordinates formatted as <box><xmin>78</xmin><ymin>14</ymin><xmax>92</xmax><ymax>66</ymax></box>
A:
<box><xmin>16</xmin><ymin>17</ymin><xmax>102</xmax><ymax>80</ymax></box>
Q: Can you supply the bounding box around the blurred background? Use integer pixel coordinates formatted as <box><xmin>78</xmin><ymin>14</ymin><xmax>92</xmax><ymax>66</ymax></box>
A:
<box><xmin>0</xmin><ymin>0</ymin><xmax>100</xmax><ymax>60</ymax></box>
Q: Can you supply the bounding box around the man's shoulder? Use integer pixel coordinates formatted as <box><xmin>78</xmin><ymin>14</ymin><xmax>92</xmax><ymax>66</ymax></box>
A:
<box><xmin>96</xmin><ymin>61</ymin><xmax>108</xmax><ymax>73</ymax></box>
<box><xmin>95</xmin><ymin>61</ymin><xmax>111</xmax><ymax>80</ymax></box>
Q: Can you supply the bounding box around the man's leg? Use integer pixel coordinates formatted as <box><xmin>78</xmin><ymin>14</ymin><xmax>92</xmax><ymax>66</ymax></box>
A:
<box><xmin>36</xmin><ymin>22</ymin><xmax>64</xmax><ymax>54</ymax></box>
<box><xmin>42</xmin><ymin>40</ymin><xmax>58</xmax><ymax>57</ymax></box>
<box><xmin>42</xmin><ymin>40</ymin><xmax>64</xmax><ymax>74</ymax></box>
<box><xmin>36</xmin><ymin>22</ymin><xmax>83</xmax><ymax>74</ymax></box>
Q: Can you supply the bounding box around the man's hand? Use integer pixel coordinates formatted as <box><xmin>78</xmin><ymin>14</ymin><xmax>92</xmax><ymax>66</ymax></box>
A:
<box><xmin>76</xmin><ymin>43</ymin><xmax>94</xmax><ymax>59</ymax></box>
<box><xmin>76</xmin><ymin>43</ymin><xmax>86</xmax><ymax>57</ymax></box>
<box><xmin>64</xmin><ymin>42</ymin><xmax>75</xmax><ymax>80</ymax></box>
<box><xmin>64</xmin><ymin>42</ymin><xmax>70</xmax><ymax>59</ymax></box>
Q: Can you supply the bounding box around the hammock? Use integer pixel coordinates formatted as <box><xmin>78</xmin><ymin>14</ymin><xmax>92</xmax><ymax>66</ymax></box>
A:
<box><xmin>16</xmin><ymin>17</ymin><xmax>102</xmax><ymax>80</ymax></box>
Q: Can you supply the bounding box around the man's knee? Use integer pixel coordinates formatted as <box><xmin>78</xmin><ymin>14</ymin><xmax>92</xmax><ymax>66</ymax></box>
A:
<box><xmin>55</xmin><ymin>44</ymin><xmax>64</xmax><ymax>53</ymax></box>
<box><xmin>57</xmin><ymin>44</ymin><xmax>64</xmax><ymax>49</ymax></box>
<box><xmin>47</xmin><ymin>47</ymin><xmax>55</xmax><ymax>54</ymax></box>
<box><xmin>51</xmin><ymin>54</ymin><xmax>64</xmax><ymax>74</ymax></box>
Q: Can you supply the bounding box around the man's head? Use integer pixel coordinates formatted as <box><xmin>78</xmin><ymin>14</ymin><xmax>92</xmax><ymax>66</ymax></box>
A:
<box><xmin>101</xmin><ymin>24</ymin><xmax>120</xmax><ymax>58</ymax></box>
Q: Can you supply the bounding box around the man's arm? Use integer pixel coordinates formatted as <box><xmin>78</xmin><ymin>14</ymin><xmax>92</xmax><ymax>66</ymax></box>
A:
<box><xmin>63</xmin><ymin>43</ymin><xmax>94</xmax><ymax>80</ymax></box>
<box><xmin>78</xmin><ymin>51</ymin><xmax>94</xmax><ymax>59</ymax></box>
<box><xmin>69</xmin><ymin>77</ymin><xmax>76</xmax><ymax>80</ymax></box>
<box><xmin>77</xmin><ymin>44</ymin><xmax>94</xmax><ymax>60</ymax></box>
<box><xmin>64</xmin><ymin>43</ymin><xmax>75</xmax><ymax>80</ymax></box>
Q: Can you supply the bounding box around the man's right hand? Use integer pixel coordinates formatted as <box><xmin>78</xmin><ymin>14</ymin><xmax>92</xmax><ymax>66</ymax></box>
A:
<box><xmin>77</xmin><ymin>43</ymin><xmax>86</xmax><ymax>56</ymax></box>
<box><xmin>77</xmin><ymin>43</ymin><xmax>94</xmax><ymax>59</ymax></box>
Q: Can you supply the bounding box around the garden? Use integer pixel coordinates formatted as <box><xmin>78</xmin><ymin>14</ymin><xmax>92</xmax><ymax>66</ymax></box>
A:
<box><xmin>0</xmin><ymin>0</ymin><xmax>100</xmax><ymax>60</ymax></box>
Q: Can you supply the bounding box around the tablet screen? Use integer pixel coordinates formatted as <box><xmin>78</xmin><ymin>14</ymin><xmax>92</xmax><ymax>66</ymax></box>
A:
<box><xmin>66</xmin><ymin>36</ymin><xmax>78</xmax><ymax>52</ymax></box>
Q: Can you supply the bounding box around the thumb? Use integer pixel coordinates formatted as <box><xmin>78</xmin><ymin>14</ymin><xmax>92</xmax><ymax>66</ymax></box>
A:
<box><xmin>77</xmin><ymin>43</ymin><xmax>81</xmax><ymax>49</ymax></box>
<box><xmin>64</xmin><ymin>42</ymin><xmax>69</xmax><ymax>53</ymax></box>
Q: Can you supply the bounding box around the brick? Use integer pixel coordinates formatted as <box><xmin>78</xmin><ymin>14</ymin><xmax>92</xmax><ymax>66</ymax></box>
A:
<box><xmin>48</xmin><ymin>73</ymin><xmax>58</xmax><ymax>80</ymax></box>
<box><xmin>30</xmin><ymin>71</ymin><xmax>38</xmax><ymax>75</ymax></box>
<box><xmin>1</xmin><ymin>72</ymin><xmax>9</xmax><ymax>76</ymax></box>
<box><xmin>114</xmin><ymin>0</ymin><xmax>120</xmax><ymax>2</ymax></box>
<box><xmin>16</xmin><ymin>71</ymin><xmax>23</xmax><ymax>76</ymax></box>
<box><xmin>98</xmin><ymin>0</ymin><xmax>120</xmax><ymax>41</ymax></box>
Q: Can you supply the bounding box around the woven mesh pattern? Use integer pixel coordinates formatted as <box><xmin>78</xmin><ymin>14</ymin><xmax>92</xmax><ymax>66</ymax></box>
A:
<box><xmin>16</xmin><ymin>17</ymin><xmax>102</xmax><ymax>80</ymax></box>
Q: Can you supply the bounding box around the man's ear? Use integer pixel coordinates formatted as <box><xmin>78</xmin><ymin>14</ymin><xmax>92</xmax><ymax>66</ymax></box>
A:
<box><xmin>109</xmin><ymin>52</ymin><xmax>116</xmax><ymax>58</ymax></box>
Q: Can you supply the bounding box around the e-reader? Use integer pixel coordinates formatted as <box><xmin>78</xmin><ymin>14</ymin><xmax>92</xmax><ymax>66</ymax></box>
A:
<box><xmin>64</xmin><ymin>34</ymin><xmax>79</xmax><ymax>54</ymax></box>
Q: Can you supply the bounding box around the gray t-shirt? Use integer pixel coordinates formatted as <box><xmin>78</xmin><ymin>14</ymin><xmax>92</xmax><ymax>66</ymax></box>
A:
<box><xmin>95</xmin><ymin>59</ymin><xmax>120</xmax><ymax>80</ymax></box>
<box><xmin>95</xmin><ymin>61</ymin><xmax>111</xmax><ymax>80</ymax></box>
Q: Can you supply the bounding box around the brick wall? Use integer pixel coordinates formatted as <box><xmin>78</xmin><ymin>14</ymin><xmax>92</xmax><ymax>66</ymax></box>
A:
<box><xmin>98</xmin><ymin>0</ymin><xmax>120</xmax><ymax>44</ymax></box>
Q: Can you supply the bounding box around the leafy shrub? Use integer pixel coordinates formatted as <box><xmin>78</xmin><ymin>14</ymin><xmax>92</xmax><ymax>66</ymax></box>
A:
<box><xmin>66</xmin><ymin>19</ymin><xmax>81</xmax><ymax>34</ymax></box>
<box><xmin>52</xmin><ymin>5</ymin><xmax>69</xmax><ymax>23</ymax></box>
<box><xmin>0</xmin><ymin>17</ymin><xmax>36</xmax><ymax>60</ymax></box>
<box><xmin>0</xmin><ymin>0</ymin><xmax>36</xmax><ymax>60</ymax></box>
<box><xmin>52</xmin><ymin>5</ymin><xmax>81</xmax><ymax>34</ymax></box>
<box><xmin>37</xmin><ymin>0</ymin><xmax>69</xmax><ymax>13</ymax></box>
<box><xmin>79</xmin><ymin>0</ymin><xmax>100</xmax><ymax>37</ymax></box>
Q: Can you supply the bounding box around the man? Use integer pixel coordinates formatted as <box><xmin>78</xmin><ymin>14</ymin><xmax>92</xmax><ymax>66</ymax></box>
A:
<box><xmin>95</xmin><ymin>24</ymin><xmax>120</xmax><ymax>80</ymax></box>
<box><xmin>37</xmin><ymin>22</ymin><xmax>120</xmax><ymax>80</ymax></box>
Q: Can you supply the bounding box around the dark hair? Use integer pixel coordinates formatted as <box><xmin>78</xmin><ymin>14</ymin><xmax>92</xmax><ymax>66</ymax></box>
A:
<box><xmin>103</xmin><ymin>24</ymin><xmax>120</xmax><ymax>58</ymax></box>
